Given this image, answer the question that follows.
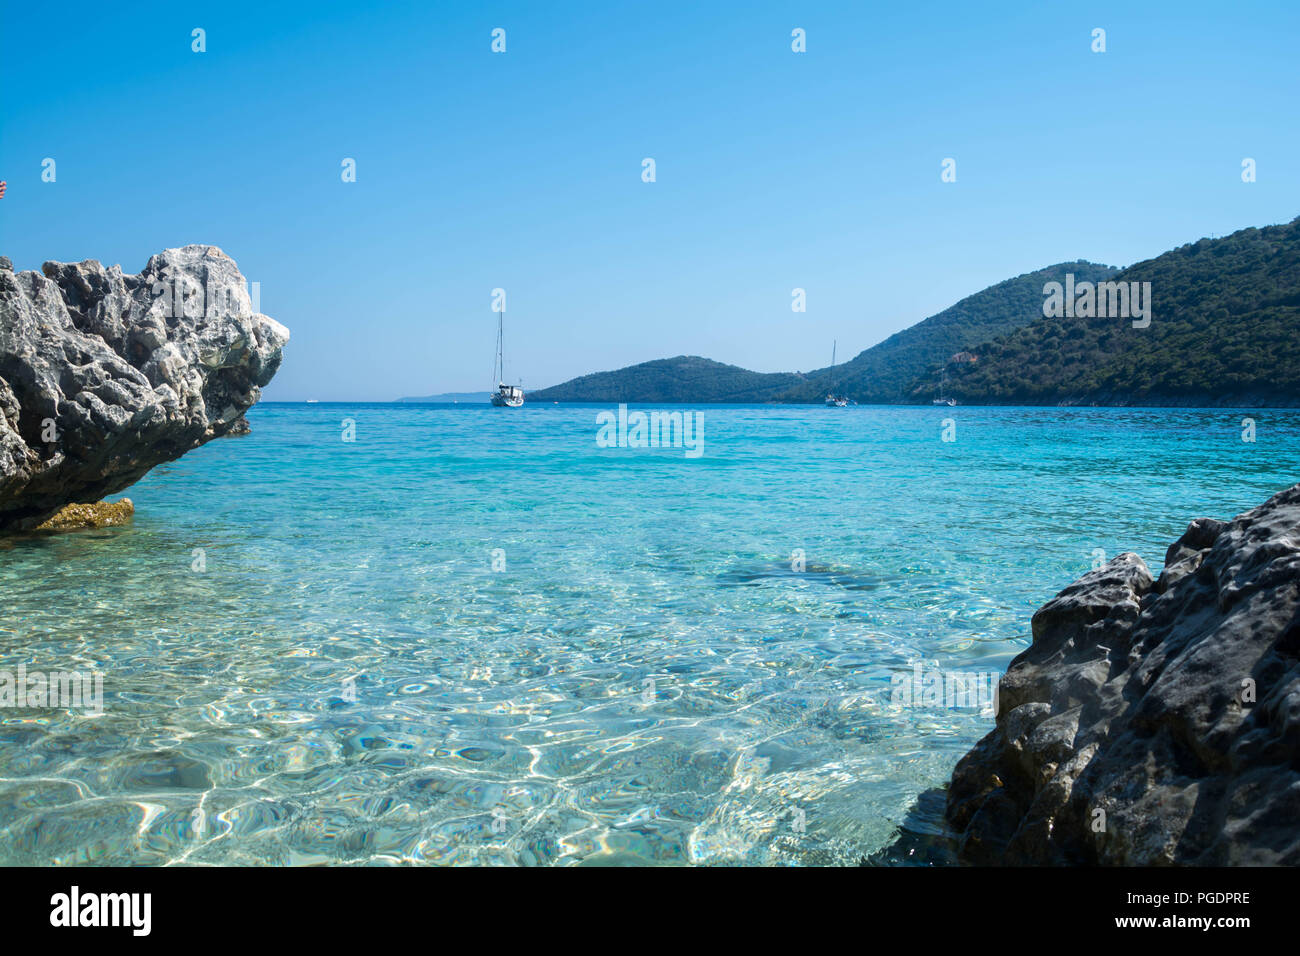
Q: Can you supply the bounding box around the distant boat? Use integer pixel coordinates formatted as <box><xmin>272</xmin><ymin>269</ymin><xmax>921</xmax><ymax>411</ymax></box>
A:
<box><xmin>824</xmin><ymin>340</ymin><xmax>850</xmax><ymax>407</ymax></box>
<box><xmin>306</xmin><ymin>399</ymin><xmax>319</xmax><ymax>404</ymax></box>
<box><xmin>933</xmin><ymin>368</ymin><xmax>957</xmax><ymax>406</ymax></box>
<box><xmin>490</xmin><ymin>309</ymin><xmax>524</xmax><ymax>408</ymax></box>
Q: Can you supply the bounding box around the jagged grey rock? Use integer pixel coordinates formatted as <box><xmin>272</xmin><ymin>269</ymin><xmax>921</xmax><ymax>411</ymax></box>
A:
<box><xmin>0</xmin><ymin>246</ymin><xmax>287</xmax><ymax>531</ymax></box>
<box><xmin>946</xmin><ymin>485</ymin><xmax>1300</xmax><ymax>865</ymax></box>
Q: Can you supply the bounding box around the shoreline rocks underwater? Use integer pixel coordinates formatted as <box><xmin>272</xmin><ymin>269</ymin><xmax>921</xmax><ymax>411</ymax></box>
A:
<box><xmin>873</xmin><ymin>484</ymin><xmax>1300</xmax><ymax>865</ymax></box>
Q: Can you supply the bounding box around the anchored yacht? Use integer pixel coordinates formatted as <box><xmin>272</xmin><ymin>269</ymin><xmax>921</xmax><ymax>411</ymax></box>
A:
<box><xmin>824</xmin><ymin>340</ymin><xmax>850</xmax><ymax>407</ymax></box>
<box><xmin>489</xmin><ymin>309</ymin><xmax>524</xmax><ymax>407</ymax></box>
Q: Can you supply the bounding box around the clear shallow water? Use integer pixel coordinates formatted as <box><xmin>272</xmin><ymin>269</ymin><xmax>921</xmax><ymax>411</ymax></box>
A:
<box><xmin>1</xmin><ymin>403</ymin><xmax>1296</xmax><ymax>865</ymax></box>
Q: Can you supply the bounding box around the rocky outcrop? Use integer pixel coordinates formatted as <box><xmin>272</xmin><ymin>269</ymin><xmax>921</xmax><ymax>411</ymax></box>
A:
<box><xmin>0</xmin><ymin>246</ymin><xmax>287</xmax><ymax>532</ymax></box>
<box><xmin>946</xmin><ymin>485</ymin><xmax>1300</xmax><ymax>865</ymax></box>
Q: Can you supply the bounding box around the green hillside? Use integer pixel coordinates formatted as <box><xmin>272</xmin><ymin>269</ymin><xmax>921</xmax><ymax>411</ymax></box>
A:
<box><xmin>529</xmin><ymin>262</ymin><xmax>1115</xmax><ymax>404</ymax></box>
<box><xmin>773</xmin><ymin>261</ymin><xmax>1117</xmax><ymax>403</ymax></box>
<box><xmin>933</xmin><ymin>217</ymin><xmax>1300</xmax><ymax>405</ymax></box>
<box><xmin>528</xmin><ymin>356</ymin><xmax>808</xmax><ymax>403</ymax></box>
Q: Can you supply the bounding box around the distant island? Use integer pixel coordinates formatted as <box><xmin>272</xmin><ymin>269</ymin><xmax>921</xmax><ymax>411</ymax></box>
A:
<box><xmin>397</xmin><ymin>391</ymin><xmax>491</xmax><ymax>403</ymax></box>
<box><xmin>507</xmin><ymin>217</ymin><xmax>1298</xmax><ymax>407</ymax></box>
<box><xmin>530</xmin><ymin>356</ymin><xmax>811</xmax><ymax>404</ymax></box>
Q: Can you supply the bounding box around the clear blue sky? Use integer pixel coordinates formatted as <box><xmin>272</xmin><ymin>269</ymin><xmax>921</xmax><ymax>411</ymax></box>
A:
<box><xmin>2</xmin><ymin>0</ymin><xmax>1297</xmax><ymax>400</ymax></box>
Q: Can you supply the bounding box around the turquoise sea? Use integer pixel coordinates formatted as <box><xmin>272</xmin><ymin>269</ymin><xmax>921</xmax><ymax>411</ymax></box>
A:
<box><xmin>1</xmin><ymin>403</ymin><xmax>1296</xmax><ymax>865</ymax></box>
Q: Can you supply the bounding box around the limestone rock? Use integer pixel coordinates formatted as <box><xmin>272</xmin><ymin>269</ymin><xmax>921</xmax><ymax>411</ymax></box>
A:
<box><xmin>0</xmin><ymin>246</ymin><xmax>287</xmax><ymax>531</ymax></box>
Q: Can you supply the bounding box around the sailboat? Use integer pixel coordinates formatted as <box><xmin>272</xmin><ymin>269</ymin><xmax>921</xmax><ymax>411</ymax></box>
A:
<box><xmin>932</xmin><ymin>367</ymin><xmax>956</xmax><ymax>406</ymax></box>
<box><xmin>489</xmin><ymin>309</ymin><xmax>524</xmax><ymax>407</ymax></box>
<box><xmin>824</xmin><ymin>340</ymin><xmax>850</xmax><ymax>407</ymax></box>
